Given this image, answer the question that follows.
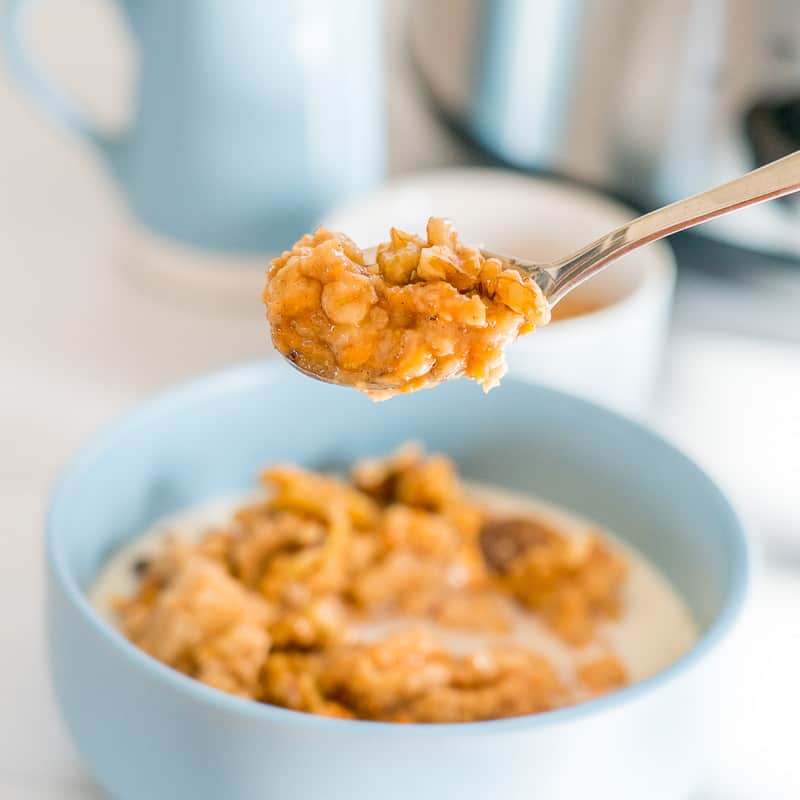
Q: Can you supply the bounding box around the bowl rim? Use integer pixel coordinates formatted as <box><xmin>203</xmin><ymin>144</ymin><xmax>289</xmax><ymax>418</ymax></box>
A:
<box><xmin>321</xmin><ymin>166</ymin><xmax>678</xmax><ymax>332</ymax></box>
<box><xmin>47</xmin><ymin>360</ymin><xmax>750</xmax><ymax>736</ymax></box>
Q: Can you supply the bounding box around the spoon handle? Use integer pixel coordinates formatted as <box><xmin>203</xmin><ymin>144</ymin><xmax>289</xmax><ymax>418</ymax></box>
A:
<box><xmin>545</xmin><ymin>150</ymin><xmax>800</xmax><ymax>304</ymax></box>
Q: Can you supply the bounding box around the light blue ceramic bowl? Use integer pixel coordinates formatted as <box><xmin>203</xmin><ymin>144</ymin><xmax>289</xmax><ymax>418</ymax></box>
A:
<box><xmin>47</xmin><ymin>363</ymin><xmax>749</xmax><ymax>800</ymax></box>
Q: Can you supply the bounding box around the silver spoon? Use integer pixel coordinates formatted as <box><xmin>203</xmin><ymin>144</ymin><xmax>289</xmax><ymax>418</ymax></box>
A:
<box><xmin>285</xmin><ymin>150</ymin><xmax>800</xmax><ymax>388</ymax></box>
<box><xmin>483</xmin><ymin>149</ymin><xmax>800</xmax><ymax>304</ymax></box>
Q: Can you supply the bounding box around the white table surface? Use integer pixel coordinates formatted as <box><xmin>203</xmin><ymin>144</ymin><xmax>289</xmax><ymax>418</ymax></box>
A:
<box><xmin>1</xmin><ymin>2</ymin><xmax>799</xmax><ymax>797</ymax></box>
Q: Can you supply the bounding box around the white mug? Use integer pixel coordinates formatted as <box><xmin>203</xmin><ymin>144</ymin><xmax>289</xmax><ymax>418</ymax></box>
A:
<box><xmin>323</xmin><ymin>168</ymin><xmax>676</xmax><ymax>418</ymax></box>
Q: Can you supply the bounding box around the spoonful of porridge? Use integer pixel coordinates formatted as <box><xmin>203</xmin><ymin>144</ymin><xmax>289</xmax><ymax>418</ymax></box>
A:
<box><xmin>264</xmin><ymin>151</ymin><xmax>800</xmax><ymax>399</ymax></box>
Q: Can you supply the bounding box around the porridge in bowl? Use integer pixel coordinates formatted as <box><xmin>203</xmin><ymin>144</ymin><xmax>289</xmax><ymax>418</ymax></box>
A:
<box><xmin>263</xmin><ymin>219</ymin><xmax>550</xmax><ymax>399</ymax></box>
<box><xmin>91</xmin><ymin>444</ymin><xmax>697</xmax><ymax>723</ymax></box>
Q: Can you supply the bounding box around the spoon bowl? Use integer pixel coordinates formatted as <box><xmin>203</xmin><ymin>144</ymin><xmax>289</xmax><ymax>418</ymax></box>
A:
<box><xmin>283</xmin><ymin>356</ymin><xmax>391</xmax><ymax>393</ymax></box>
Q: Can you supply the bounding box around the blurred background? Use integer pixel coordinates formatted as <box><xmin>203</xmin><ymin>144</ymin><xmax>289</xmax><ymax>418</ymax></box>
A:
<box><xmin>1</xmin><ymin>0</ymin><xmax>798</xmax><ymax>797</ymax></box>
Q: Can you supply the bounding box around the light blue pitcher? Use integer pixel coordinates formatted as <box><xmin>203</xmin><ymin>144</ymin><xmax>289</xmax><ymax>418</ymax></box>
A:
<box><xmin>2</xmin><ymin>0</ymin><xmax>385</xmax><ymax>256</ymax></box>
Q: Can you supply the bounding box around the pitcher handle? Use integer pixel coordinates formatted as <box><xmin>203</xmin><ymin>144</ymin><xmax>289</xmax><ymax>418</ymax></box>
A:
<box><xmin>2</xmin><ymin>0</ymin><xmax>130</xmax><ymax>179</ymax></box>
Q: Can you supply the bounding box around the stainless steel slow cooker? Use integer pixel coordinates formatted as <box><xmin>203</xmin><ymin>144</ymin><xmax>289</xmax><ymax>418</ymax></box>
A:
<box><xmin>410</xmin><ymin>0</ymin><xmax>800</xmax><ymax>258</ymax></box>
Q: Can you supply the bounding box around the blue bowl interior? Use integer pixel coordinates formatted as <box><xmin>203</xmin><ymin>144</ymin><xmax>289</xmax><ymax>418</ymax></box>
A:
<box><xmin>50</xmin><ymin>363</ymin><xmax>748</xmax><ymax>634</ymax></box>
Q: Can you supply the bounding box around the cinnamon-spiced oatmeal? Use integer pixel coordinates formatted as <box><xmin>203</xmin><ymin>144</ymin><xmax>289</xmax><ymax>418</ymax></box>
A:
<box><xmin>263</xmin><ymin>219</ymin><xmax>550</xmax><ymax>399</ymax></box>
<box><xmin>91</xmin><ymin>445</ymin><xmax>697</xmax><ymax>723</ymax></box>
